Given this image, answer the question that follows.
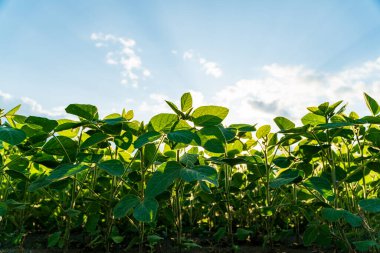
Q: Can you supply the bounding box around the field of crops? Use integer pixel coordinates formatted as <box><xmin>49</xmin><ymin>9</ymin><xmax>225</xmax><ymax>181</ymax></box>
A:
<box><xmin>0</xmin><ymin>92</ymin><xmax>379</xmax><ymax>253</ymax></box>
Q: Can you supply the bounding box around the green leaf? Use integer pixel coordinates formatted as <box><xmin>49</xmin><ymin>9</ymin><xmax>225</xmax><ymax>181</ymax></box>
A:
<box><xmin>301</xmin><ymin>113</ymin><xmax>326</xmax><ymax>126</ymax></box>
<box><xmin>197</xmin><ymin>126</ymin><xmax>225</xmax><ymax>153</ymax></box>
<box><xmin>167</xmin><ymin>130</ymin><xmax>195</xmax><ymax>144</ymax></box>
<box><xmin>4</xmin><ymin>104</ymin><xmax>21</xmax><ymax>116</ymax></box>
<box><xmin>343</xmin><ymin>211</ymin><xmax>362</xmax><ymax>227</ymax></box>
<box><xmin>48</xmin><ymin>164</ymin><xmax>88</xmax><ymax>180</ymax></box>
<box><xmin>321</xmin><ymin>208</ymin><xmax>344</xmax><ymax>222</ymax></box>
<box><xmin>274</xmin><ymin>117</ymin><xmax>295</xmax><ymax>131</ymax></box>
<box><xmin>145</xmin><ymin>162</ymin><xmax>181</xmax><ymax>198</ymax></box>
<box><xmin>0</xmin><ymin>126</ymin><xmax>26</xmax><ymax>145</ymax></box>
<box><xmin>80</xmin><ymin>132</ymin><xmax>109</xmax><ymax>149</ymax></box>
<box><xmin>114</xmin><ymin>131</ymin><xmax>133</xmax><ymax>150</ymax></box>
<box><xmin>133</xmin><ymin>198</ymin><xmax>158</xmax><ymax>223</ymax></box>
<box><xmin>165</xmin><ymin>100</ymin><xmax>185</xmax><ymax>117</ymax></box>
<box><xmin>364</xmin><ymin>92</ymin><xmax>380</xmax><ymax>116</ymax></box>
<box><xmin>65</xmin><ymin>104</ymin><xmax>99</xmax><ymax>121</ymax></box>
<box><xmin>134</xmin><ymin>131</ymin><xmax>162</xmax><ymax>149</ymax></box>
<box><xmin>192</xmin><ymin>106</ymin><xmax>229</xmax><ymax>126</ymax></box>
<box><xmin>0</xmin><ymin>202</ymin><xmax>7</xmax><ymax>216</ymax></box>
<box><xmin>180</xmin><ymin>165</ymin><xmax>218</xmax><ymax>186</ymax></box>
<box><xmin>43</xmin><ymin>136</ymin><xmax>78</xmax><ymax>161</ymax></box>
<box><xmin>150</xmin><ymin>113</ymin><xmax>178</xmax><ymax>132</ymax></box>
<box><xmin>213</xmin><ymin>227</ymin><xmax>226</xmax><ymax>242</ymax></box>
<box><xmin>235</xmin><ymin>228</ymin><xmax>252</xmax><ymax>241</ymax></box>
<box><xmin>303</xmin><ymin>177</ymin><xmax>334</xmax><ymax>201</ymax></box>
<box><xmin>353</xmin><ymin>240</ymin><xmax>379</xmax><ymax>252</ymax></box>
<box><xmin>321</xmin><ymin>208</ymin><xmax>362</xmax><ymax>227</ymax></box>
<box><xmin>359</xmin><ymin>198</ymin><xmax>380</xmax><ymax>213</ymax></box>
<box><xmin>113</xmin><ymin>194</ymin><xmax>140</xmax><ymax>218</ymax></box>
<box><xmin>48</xmin><ymin>231</ymin><xmax>61</xmax><ymax>248</ymax></box>
<box><xmin>28</xmin><ymin>176</ymin><xmax>52</xmax><ymax>192</ymax></box>
<box><xmin>181</xmin><ymin>92</ymin><xmax>193</xmax><ymax>112</ymax></box>
<box><xmin>111</xmin><ymin>236</ymin><xmax>124</xmax><ymax>244</ymax></box>
<box><xmin>98</xmin><ymin>159</ymin><xmax>124</xmax><ymax>177</ymax></box>
<box><xmin>303</xmin><ymin>225</ymin><xmax>319</xmax><ymax>246</ymax></box>
<box><xmin>256</xmin><ymin>125</ymin><xmax>271</xmax><ymax>139</ymax></box>
<box><xmin>5</xmin><ymin>170</ymin><xmax>29</xmax><ymax>181</ymax></box>
<box><xmin>25</xmin><ymin>116</ymin><xmax>58</xmax><ymax>133</ymax></box>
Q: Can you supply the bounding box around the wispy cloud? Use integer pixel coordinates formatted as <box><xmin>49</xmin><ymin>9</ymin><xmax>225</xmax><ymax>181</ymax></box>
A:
<box><xmin>91</xmin><ymin>32</ymin><xmax>151</xmax><ymax>88</ymax></box>
<box><xmin>182</xmin><ymin>50</ymin><xmax>223</xmax><ymax>78</ymax></box>
<box><xmin>21</xmin><ymin>97</ymin><xmax>66</xmax><ymax>117</ymax></box>
<box><xmin>0</xmin><ymin>90</ymin><xmax>12</xmax><ymax>100</ymax></box>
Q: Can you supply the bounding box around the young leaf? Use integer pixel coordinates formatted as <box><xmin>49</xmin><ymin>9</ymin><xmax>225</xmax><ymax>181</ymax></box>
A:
<box><xmin>274</xmin><ymin>117</ymin><xmax>295</xmax><ymax>131</ymax></box>
<box><xmin>364</xmin><ymin>92</ymin><xmax>380</xmax><ymax>116</ymax></box>
<box><xmin>181</xmin><ymin>92</ymin><xmax>193</xmax><ymax>112</ymax></box>
<box><xmin>256</xmin><ymin>125</ymin><xmax>271</xmax><ymax>139</ymax></box>
<box><xmin>301</xmin><ymin>113</ymin><xmax>325</xmax><ymax>126</ymax></box>
<box><xmin>65</xmin><ymin>104</ymin><xmax>99</xmax><ymax>121</ymax></box>
<box><xmin>192</xmin><ymin>106</ymin><xmax>229</xmax><ymax>127</ymax></box>
<box><xmin>150</xmin><ymin>113</ymin><xmax>178</xmax><ymax>132</ymax></box>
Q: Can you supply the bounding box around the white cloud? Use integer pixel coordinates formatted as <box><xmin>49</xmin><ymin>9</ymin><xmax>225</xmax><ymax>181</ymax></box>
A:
<box><xmin>199</xmin><ymin>58</ymin><xmax>223</xmax><ymax>78</ymax></box>
<box><xmin>21</xmin><ymin>97</ymin><xmax>66</xmax><ymax>117</ymax></box>
<box><xmin>183</xmin><ymin>50</ymin><xmax>194</xmax><ymax>60</ymax></box>
<box><xmin>0</xmin><ymin>90</ymin><xmax>12</xmax><ymax>100</ymax></box>
<box><xmin>91</xmin><ymin>32</ymin><xmax>151</xmax><ymax>87</ymax></box>
<box><xmin>213</xmin><ymin>57</ymin><xmax>380</xmax><ymax>125</ymax></box>
<box><xmin>182</xmin><ymin>50</ymin><xmax>223</xmax><ymax>78</ymax></box>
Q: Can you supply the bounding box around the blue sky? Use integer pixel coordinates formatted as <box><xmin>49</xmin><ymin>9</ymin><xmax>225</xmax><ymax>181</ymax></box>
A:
<box><xmin>1</xmin><ymin>1</ymin><xmax>380</xmax><ymax>124</ymax></box>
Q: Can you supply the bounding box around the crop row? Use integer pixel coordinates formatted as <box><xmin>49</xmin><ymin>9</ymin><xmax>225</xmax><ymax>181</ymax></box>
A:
<box><xmin>0</xmin><ymin>92</ymin><xmax>379</xmax><ymax>252</ymax></box>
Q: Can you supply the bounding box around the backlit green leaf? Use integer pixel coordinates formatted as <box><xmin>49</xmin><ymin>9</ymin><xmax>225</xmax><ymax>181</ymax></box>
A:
<box><xmin>181</xmin><ymin>92</ymin><xmax>193</xmax><ymax>112</ymax></box>
<box><xmin>274</xmin><ymin>117</ymin><xmax>295</xmax><ymax>131</ymax></box>
<box><xmin>364</xmin><ymin>92</ymin><xmax>380</xmax><ymax>116</ymax></box>
<box><xmin>180</xmin><ymin>165</ymin><xmax>218</xmax><ymax>186</ymax></box>
<box><xmin>301</xmin><ymin>113</ymin><xmax>325</xmax><ymax>126</ymax></box>
<box><xmin>303</xmin><ymin>177</ymin><xmax>334</xmax><ymax>201</ymax></box>
<box><xmin>134</xmin><ymin>131</ymin><xmax>162</xmax><ymax>149</ymax></box>
<box><xmin>167</xmin><ymin>130</ymin><xmax>195</xmax><ymax>144</ymax></box>
<box><xmin>150</xmin><ymin>113</ymin><xmax>178</xmax><ymax>132</ymax></box>
<box><xmin>145</xmin><ymin>161</ymin><xmax>181</xmax><ymax>198</ymax></box>
<box><xmin>0</xmin><ymin>126</ymin><xmax>26</xmax><ymax>145</ymax></box>
<box><xmin>192</xmin><ymin>106</ymin><xmax>229</xmax><ymax>127</ymax></box>
<box><xmin>98</xmin><ymin>159</ymin><xmax>124</xmax><ymax>177</ymax></box>
<box><xmin>65</xmin><ymin>104</ymin><xmax>99</xmax><ymax>121</ymax></box>
<box><xmin>80</xmin><ymin>132</ymin><xmax>109</xmax><ymax>149</ymax></box>
<box><xmin>48</xmin><ymin>164</ymin><xmax>88</xmax><ymax>180</ymax></box>
<box><xmin>197</xmin><ymin>126</ymin><xmax>225</xmax><ymax>153</ymax></box>
<box><xmin>256</xmin><ymin>125</ymin><xmax>271</xmax><ymax>139</ymax></box>
<box><xmin>25</xmin><ymin>116</ymin><xmax>58</xmax><ymax>133</ymax></box>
